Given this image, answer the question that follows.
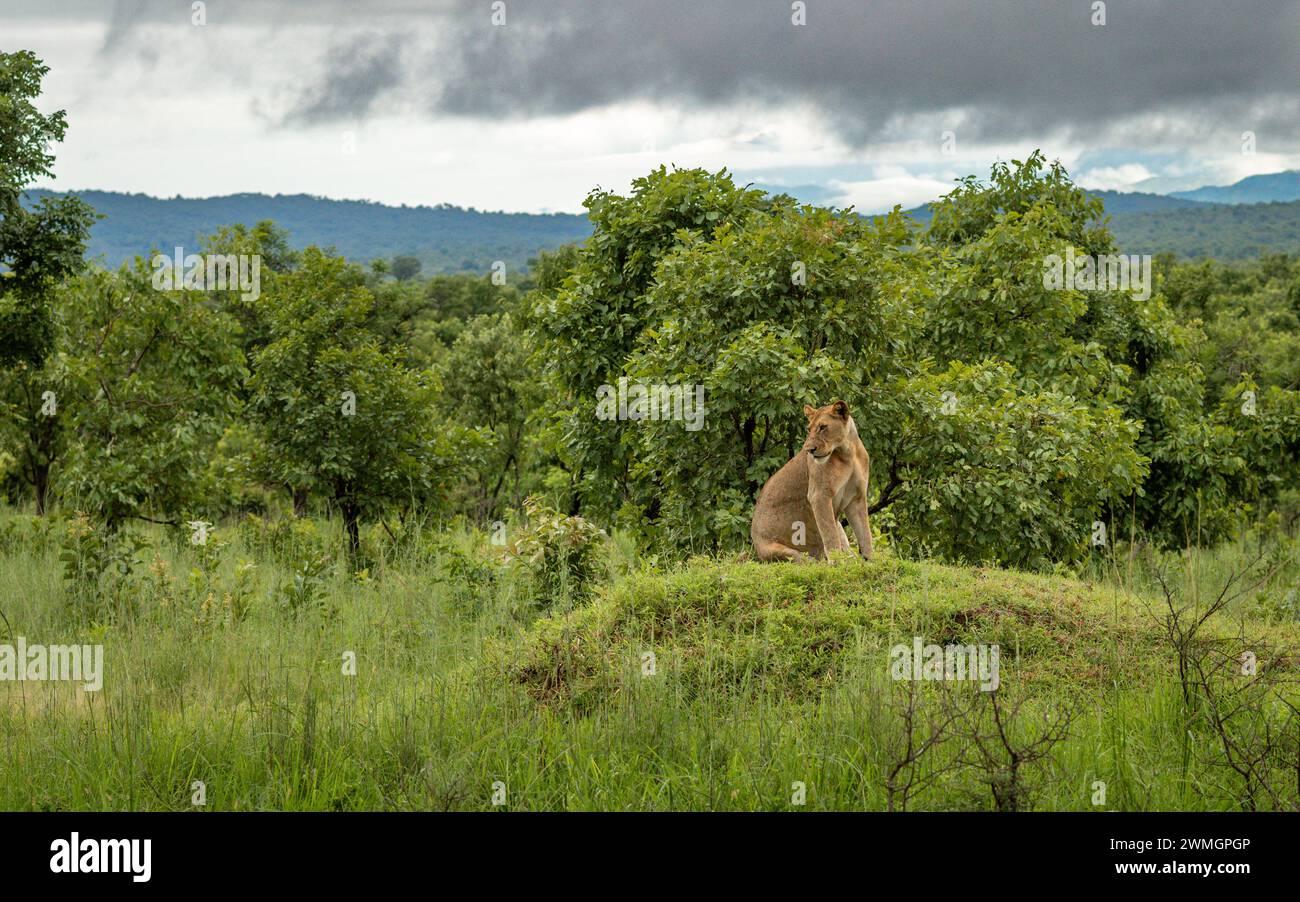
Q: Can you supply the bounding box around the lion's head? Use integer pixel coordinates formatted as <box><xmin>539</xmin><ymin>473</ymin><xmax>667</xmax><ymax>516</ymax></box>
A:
<box><xmin>801</xmin><ymin>400</ymin><xmax>852</xmax><ymax>462</ymax></box>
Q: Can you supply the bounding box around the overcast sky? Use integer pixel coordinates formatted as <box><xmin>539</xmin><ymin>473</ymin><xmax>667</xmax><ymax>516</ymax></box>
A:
<box><xmin>6</xmin><ymin>0</ymin><xmax>1300</xmax><ymax>213</ymax></box>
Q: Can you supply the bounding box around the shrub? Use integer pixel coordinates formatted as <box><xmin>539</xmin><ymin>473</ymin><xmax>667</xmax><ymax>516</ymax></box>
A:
<box><xmin>508</xmin><ymin>497</ymin><xmax>607</xmax><ymax>606</ymax></box>
<box><xmin>271</xmin><ymin>554</ymin><xmax>333</xmax><ymax>617</ymax></box>
<box><xmin>57</xmin><ymin>513</ymin><xmax>147</xmax><ymax>617</ymax></box>
<box><xmin>428</xmin><ymin>533</ymin><xmax>500</xmax><ymax>614</ymax></box>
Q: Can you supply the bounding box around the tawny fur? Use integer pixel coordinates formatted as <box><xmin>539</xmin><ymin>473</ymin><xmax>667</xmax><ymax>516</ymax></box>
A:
<box><xmin>750</xmin><ymin>400</ymin><xmax>873</xmax><ymax>562</ymax></box>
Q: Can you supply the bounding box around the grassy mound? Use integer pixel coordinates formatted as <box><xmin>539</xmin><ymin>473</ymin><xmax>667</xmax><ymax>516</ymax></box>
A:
<box><xmin>493</xmin><ymin>555</ymin><xmax>1194</xmax><ymax>713</ymax></box>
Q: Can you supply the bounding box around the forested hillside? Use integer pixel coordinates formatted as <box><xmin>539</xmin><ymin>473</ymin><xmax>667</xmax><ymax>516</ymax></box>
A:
<box><xmin>908</xmin><ymin>193</ymin><xmax>1300</xmax><ymax>260</ymax></box>
<box><xmin>22</xmin><ymin>189</ymin><xmax>591</xmax><ymax>274</ymax></box>
<box><xmin>25</xmin><ymin>185</ymin><xmax>1300</xmax><ymax>274</ymax></box>
<box><xmin>1107</xmin><ymin>199</ymin><xmax>1300</xmax><ymax>259</ymax></box>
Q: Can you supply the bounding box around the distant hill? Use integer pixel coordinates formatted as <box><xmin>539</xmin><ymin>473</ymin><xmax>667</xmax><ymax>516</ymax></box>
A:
<box><xmin>1106</xmin><ymin>199</ymin><xmax>1300</xmax><ymax>260</ymax></box>
<box><xmin>901</xmin><ymin>192</ymin><xmax>1300</xmax><ymax>260</ymax></box>
<box><xmin>25</xmin><ymin>184</ymin><xmax>1300</xmax><ymax>273</ymax></box>
<box><xmin>1088</xmin><ymin>189</ymin><xmax>1208</xmax><ymax>214</ymax></box>
<box><xmin>1170</xmin><ymin>170</ymin><xmax>1300</xmax><ymax>205</ymax></box>
<box><xmin>905</xmin><ymin>189</ymin><xmax>1204</xmax><ymax>225</ymax></box>
<box><xmin>22</xmin><ymin>189</ymin><xmax>591</xmax><ymax>275</ymax></box>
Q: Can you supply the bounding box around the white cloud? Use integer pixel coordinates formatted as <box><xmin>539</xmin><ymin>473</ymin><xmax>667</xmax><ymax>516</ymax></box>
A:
<box><xmin>1076</xmin><ymin>164</ymin><xmax>1155</xmax><ymax>192</ymax></box>
<box><xmin>826</xmin><ymin>176</ymin><xmax>955</xmax><ymax>213</ymax></box>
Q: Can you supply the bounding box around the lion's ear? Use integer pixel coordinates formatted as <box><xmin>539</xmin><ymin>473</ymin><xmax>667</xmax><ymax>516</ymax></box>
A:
<box><xmin>831</xmin><ymin>400</ymin><xmax>850</xmax><ymax>419</ymax></box>
<box><xmin>803</xmin><ymin>404</ymin><xmax>817</xmax><ymax>420</ymax></box>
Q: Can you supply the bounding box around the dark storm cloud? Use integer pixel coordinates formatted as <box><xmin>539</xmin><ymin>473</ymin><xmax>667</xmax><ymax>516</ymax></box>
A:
<box><xmin>414</xmin><ymin>0</ymin><xmax>1300</xmax><ymax>143</ymax></box>
<box><xmin>15</xmin><ymin>0</ymin><xmax>1300</xmax><ymax>144</ymax></box>
<box><xmin>279</xmin><ymin>32</ymin><xmax>406</xmax><ymax>126</ymax></box>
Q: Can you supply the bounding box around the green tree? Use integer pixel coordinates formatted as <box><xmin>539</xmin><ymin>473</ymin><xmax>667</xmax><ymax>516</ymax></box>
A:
<box><xmin>0</xmin><ymin>50</ymin><xmax>96</xmax><ymax>368</ymax></box>
<box><xmin>247</xmin><ymin>247</ymin><xmax>469</xmax><ymax>555</ymax></box>
<box><xmin>437</xmin><ymin>311</ymin><xmax>542</xmax><ymax>520</ymax></box>
<box><xmin>57</xmin><ymin>264</ymin><xmax>245</xmax><ymax>529</ymax></box>
<box><xmin>196</xmin><ymin>220</ymin><xmax>299</xmax><ymax>363</ymax></box>
<box><xmin>0</xmin><ymin>355</ymin><xmax>67</xmax><ymax>512</ymax></box>
<box><xmin>529</xmin><ymin>158</ymin><xmax>1163</xmax><ymax>565</ymax></box>
<box><xmin>627</xmin><ymin>202</ymin><xmax>915</xmax><ymax>548</ymax></box>
<box><xmin>921</xmin><ymin>151</ymin><xmax>1230</xmax><ymax>549</ymax></box>
<box><xmin>629</xmin><ymin>190</ymin><xmax>1146</xmax><ymax>564</ymax></box>
<box><xmin>411</xmin><ymin>273</ymin><xmax>514</xmax><ymax>353</ymax></box>
<box><xmin>391</xmin><ymin>255</ymin><xmax>422</xmax><ymax>282</ymax></box>
<box><xmin>527</xmin><ymin>166</ymin><xmax>770</xmax><ymax>518</ymax></box>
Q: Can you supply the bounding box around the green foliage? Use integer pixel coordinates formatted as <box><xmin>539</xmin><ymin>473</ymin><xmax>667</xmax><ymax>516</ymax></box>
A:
<box><xmin>56</xmin><ymin>265</ymin><xmax>245</xmax><ymax>528</ymax></box>
<box><xmin>527</xmin><ymin>166</ymin><xmax>771</xmax><ymax>518</ymax></box>
<box><xmin>0</xmin><ymin>51</ymin><xmax>96</xmax><ymax>367</ymax></box>
<box><xmin>271</xmin><ymin>554</ymin><xmax>333</xmax><ymax>618</ymax></box>
<box><xmin>436</xmin><ymin>312</ymin><xmax>544</xmax><ymax>519</ymax></box>
<box><xmin>0</xmin><ymin>511</ymin><xmax>58</xmax><ymax>554</ymax></box>
<box><xmin>57</xmin><ymin>513</ymin><xmax>148</xmax><ymax>615</ymax></box>
<box><xmin>530</xmin><ymin>156</ymin><xmax>1181</xmax><ymax>564</ymax></box>
<box><xmin>508</xmin><ymin>497</ymin><xmax>607</xmax><ymax>606</ymax></box>
<box><xmin>3</xmin><ymin>139</ymin><xmax>1297</xmax><ymax>575</ymax></box>
<box><xmin>428</xmin><ymin>533</ymin><xmax>501</xmax><ymax>614</ymax></box>
<box><xmin>196</xmin><ymin>220</ymin><xmax>298</xmax><ymax>363</ymax></box>
<box><xmin>527</xmin><ymin>243</ymin><xmax>580</xmax><ymax>294</ymax></box>
<box><xmin>247</xmin><ymin>247</ymin><xmax>472</xmax><ymax>553</ymax></box>
<box><xmin>0</xmin><ymin>354</ymin><xmax>68</xmax><ymax>511</ymax></box>
<box><xmin>237</xmin><ymin>513</ymin><xmax>336</xmax><ymax>568</ymax></box>
<box><xmin>390</xmin><ymin>255</ymin><xmax>422</xmax><ymax>282</ymax></box>
<box><xmin>916</xmin><ymin>151</ymin><xmax>1223</xmax><ymax>550</ymax></box>
<box><xmin>1107</xmin><ymin>199</ymin><xmax>1300</xmax><ymax>261</ymax></box>
<box><xmin>927</xmin><ymin>153</ymin><xmax>1112</xmax><ymax>255</ymax></box>
<box><xmin>176</xmin><ymin>529</ymin><xmax>257</xmax><ymax>629</ymax></box>
<box><xmin>410</xmin><ymin>273</ymin><xmax>518</xmax><ymax>354</ymax></box>
<box><xmin>1138</xmin><ymin>255</ymin><xmax>1300</xmax><ymax>542</ymax></box>
<box><xmin>880</xmin><ymin>361</ymin><xmax>1145</xmax><ymax>568</ymax></box>
<box><xmin>1163</xmin><ymin>253</ymin><xmax>1300</xmax><ymax>398</ymax></box>
<box><xmin>628</xmin><ymin>202</ymin><xmax>914</xmax><ymax>550</ymax></box>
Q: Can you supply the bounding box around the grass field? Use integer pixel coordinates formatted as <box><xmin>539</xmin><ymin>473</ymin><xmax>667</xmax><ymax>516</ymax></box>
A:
<box><xmin>2</xmin><ymin>508</ymin><xmax>1298</xmax><ymax>811</ymax></box>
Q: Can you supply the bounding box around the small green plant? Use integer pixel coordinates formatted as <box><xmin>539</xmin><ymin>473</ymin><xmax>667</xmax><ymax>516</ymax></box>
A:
<box><xmin>143</xmin><ymin>550</ymin><xmax>178</xmax><ymax>612</ymax></box>
<box><xmin>428</xmin><ymin>534</ymin><xmax>499</xmax><ymax>613</ymax></box>
<box><xmin>272</xmin><ymin>554</ymin><xmax>332</xmax><ymax>617</ymax></box>
<box><xmin>508</xmin><ymin>497</ymin><xmax>606</xmax><ymax>607</ymax></box>
<box><xmin>57</xmin><ymin>513</ymin><xmax>148</xmax><ymax>617</ymax></box>
<box><xmin>195</xmin><ymin>560</ymin><xmax>257</xmax><ymax>629</ymax></box>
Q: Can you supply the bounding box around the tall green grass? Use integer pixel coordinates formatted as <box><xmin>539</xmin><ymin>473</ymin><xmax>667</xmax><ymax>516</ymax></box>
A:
<box><xmin>1</xmin><ymin>508</ymin><xmax>1296</xmax><ymax>811</ymax></box>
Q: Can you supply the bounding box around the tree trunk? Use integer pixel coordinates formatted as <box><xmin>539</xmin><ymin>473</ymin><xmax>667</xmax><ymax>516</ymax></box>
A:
<box><xmin>342</xmin><ymin>502</ymin><xmax>361</xmax><ymax>558</ymax></box>
<box><xmin>33</xmin><ymin>464</ymin><xmax>49</xmax><ymax>515</ymax></box>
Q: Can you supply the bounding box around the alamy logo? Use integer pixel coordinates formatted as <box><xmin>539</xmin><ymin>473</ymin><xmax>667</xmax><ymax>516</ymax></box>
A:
<box><xmin>0</xmin><ymin>637</ymin><xmax>103</xmax><ymax>691</ymax></box>
<box><xmin>152</xmin><ymin>247</ymin><xmax>261</xmax><ymax>301</ymax></box>
<box><xmin>889</xmin><ymin>637</ymin><xmax>1000</xmax><ymax>691</ymax></box>
<box><xmin>596</xmin><ymin>377</ymin><xmax>706</xmax><ymax>431</ymax></box>
<box><xmin>50</xmin><ymin>833</ymin><xmax>151</xmax><ymax>883</ymax></box>
<box><xmin>1042</xmin><ymin>247</ymin><xmax>1151</xmax><ymax>301</ymax></box>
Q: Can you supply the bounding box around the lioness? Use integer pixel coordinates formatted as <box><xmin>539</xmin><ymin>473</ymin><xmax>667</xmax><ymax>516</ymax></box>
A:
<box><xmin>751</xmin><ymin>400</ymin><xmax>873</xmax><ymax>562</ymax></box>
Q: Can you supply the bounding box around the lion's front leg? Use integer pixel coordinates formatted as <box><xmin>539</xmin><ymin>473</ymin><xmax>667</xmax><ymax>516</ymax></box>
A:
<box><xmin>808</xmin><ymin>493</ymin><xmax>849</xmax><ymax>555</ymax></box>
<box><xmin>846</xmin><ymin>496</ymin><xmax>873</xmax><ymax>560</ymax></box>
